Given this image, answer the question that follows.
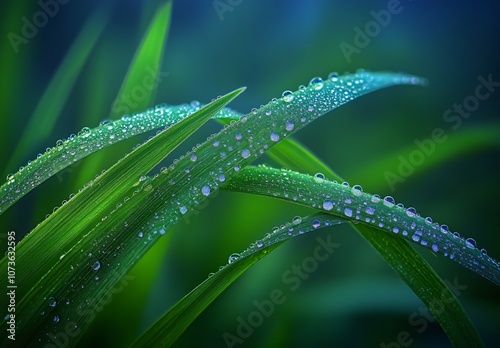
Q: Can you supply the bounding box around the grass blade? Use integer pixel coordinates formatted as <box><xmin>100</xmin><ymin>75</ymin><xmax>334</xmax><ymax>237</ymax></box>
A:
<box><xmin>3</xmin><ymin>8</ymin><xmax>109</xmax><ymax>178</ymax></box>
<box><xmin>0</xmin><ymin>88</ymin><xmax>245</xmax><ymax>346</ymax></box>
<box><xmin>132</xmin><ymin>214</ymin><xmax>347</xmax><ymax>347</ymax></box>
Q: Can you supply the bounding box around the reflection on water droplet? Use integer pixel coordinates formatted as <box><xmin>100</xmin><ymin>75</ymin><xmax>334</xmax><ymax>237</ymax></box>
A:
<box><xmin>179</xmin><ymin>206</ymin><xmax>188</xmax><ymax>215</ymax></box>
<box><xmin>309</xmin><ymin>77</ymin><xmax>324</xmax><ymax>90</ymax></box>
<box><xmin>383</xmin><ymin>196</ymin><xmax>395</xmax><ymax>207</ymax></box>
<box><xmin>351</xmin><ymin>185</ymin><xmax>363</xmax><ymax>196</ymax></box>
<box><xmin>285</xmin><ymin>120</ymin><xmax>294</xmax><ymax>131</ymax></box>
<box><xmin>465</xmin><ymin>238</ymin><xmax>476</xmax><ymax>249</ymax></box>
<box><xmin>282</xmin><ymin>90</ymin><xmax>294</xmax><ymax>102</ymax></box>
<box><xmin>270</xmin><ymin>132</ymin><xmax>280</xmax><ymax>142</ymax></box>
<box><xmin>313</xmin><ymin>173</ymin><xmax>325</xmax><ymax>183</ymax></box>
<box><xmin>201</xmin><ymin>185</ymin><xmax>211</xmax><ymax>196</ymax></box>
<box><xmin>323</xmin><ymin>199</ymin><xmax>334</xmax><ymax>211</ymax></box>
<box><xmin>228</xmin><ymin>253</ymin><xmax>240</xmax><ymax>264</ymax></box>
<box><xmin>365</xmin><ymin>206</ymin><xmax>375</xmax><ymax>215</ymax></box>
<box><xmin>256</xmin><ymin>240</ymin><xmax>264</xmax><ymax>248</ymax></box>
<box><xmin>292</xmin><ymin>216</ymin><xmax>302</xmax><ymax>225</ymax></box>
<box><xmin>218</xmin><ymin>174</ymin><xmax>226</xmax><ymax>182</ymax></box>
<box><xmin>344</xmin><ymin>207</ymin><xmax>353</xmax><ymax>217</ymax></box>
<box><xmin>48</xmin><ymin>297</ymin><xmax>57</xmax><ymax>307</ymax></box>
<box><xmin>235</xmin><ymin>132</ymin><xmax>242</xmax><ymax>140</ymax></box>
<box><xmin>312</xmin><ymin>219</ymin><xmax>321</xmax><ymax>228</ymax></box>
<box><xmin>138</xmin><ymin>232</ymin><xmax>143</xmax><ymax>238</ymax></box>
<box><xmin>241</xmin><ymin>149</ymin><xmax>251</xmax><ymax>158</ymax></box>
<box><xmin>91</xmin><ymin>260</ymin><xmax>101</xmax><ymax>271</ymax></box>
<box><xmin>190</xmin><ymin>153</ymin><xmax>198</xmax><ymax>162</ymax></box>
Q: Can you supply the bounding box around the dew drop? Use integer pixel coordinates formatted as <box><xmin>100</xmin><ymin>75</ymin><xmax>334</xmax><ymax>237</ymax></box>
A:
<box><xmin>235</xmin><ymin>132</ymin><xmax>242</xmax><ymax>140</ymax></box>
<box><xmin>282</xmin><ymin>90</ymin><xmax>294</xmax><ymax>102</ymax></box>
<box><xmin>465</xmin><ymin>238</ymin><xmax>476</xmax><ymax>249</ymax></box>
<box><xmin>190</xmin><ymin>153</ymin><xmax>198</xmax><ymax>162</ymax></box>
<box><xmin>48</xmin><ymin>297</ymin><xmax>57</xmax><ymax>307</ymax></box>
<box><xmin>344</xmin><ymin>207</ymin><xmax>353</xmax><ymax>217</ymax></box>
<box><xmin>365</xmin><ymin>206</ymin><xmax>375</xmax><ymax>215</ymax></box>
<box><xmin>371</xmin><ymin>194</ymin><xmax>381</xmax><ymax>203</ymax></box>
<box><xmin>406</xmin><ymin>207</ymin><xmax>416</xmax><ymax>217</ymax></box>
<box><xmin>270</xmin><ymin>132</ymin><xmax>280</xmax><ymax>142</ymax></box>
<box><xmin>351</xmin><ymin>185</ymin><xmax>363</xmax><ymax>196</ymax></box>
<box><xmin>91</xmin><ymin>260</ymin><xmax>101</xmax><ymax>271</ymax></box>
<box><xmin>309</xmin><ymin>77</ymin><xmax>324</xmax><ymax>90</ymax></box>
<box><xmin>292</xmin><ymin>216</ymin><xmax>302</xmax><ymax>225</ymax></box>
<box><xmin>432</xmin><ymin>244</ymin><xmax>439</xmax><ymax>252</ymax></box>
<box><xmin>218</xmin><ymin>174</ymin><xmax>226</xmax><ymax>182</ymax></box>
<box><xmin>201</xmin><ymin>185</ymin><xmax>211</xmax><ymax>196</ymax></box>
<box><xmin>256</xmin><ymin>240</ymin><xmax>264</xmax><ymax>248</ymax></box>
<box><xmin>53</xmin><ymin>316</ymin><xmax>60</xmax><ymax>323</ymax></box>
<box><xmin>213</xmin><ymin>140</ymin><xmax>220</xmax><ymax>147</ymax></box>
<box><xmin>138</xmin><ymin>232</ymin><xmax>143</xmax><ymax>238</ymax></box>
<box><xmin>241</xmin><ymin>149</ymin><xmax>251</xmax><ymax>159</ymax></box>
<box><xmin>159</xmin><ymin>228</ymin><xmax>166</xmax><ymax>235</ymax></box>
<box><xmin>179</xmin><ymin>206</ymin><xmax>188</xmax><ymax>215</ymax></box>
<box><xmin>323</xmin><ymin>199</ymin><xmax>334</xmax><ymax>211</ymax></box>
<box><xmin>383</xmin><ymin>196</ymin><xmax>395</xmax><ymax>207</ymax></box>
<box><xmin>424</xmin><ymin>217</ymin><xmax>433</xmax><ymax>224</ymax></box>
<box><xmin>440</xmin><ymin>224</ymin><xmax>449</xmax><ymax>233</ymax></box>
<box><xmin>312</xmin><ymin>219</ymin><xmax>321</xmax><ymax>228</ymax></box>
<box><xmin>228</xmin><ymin>253</ymin><xmax>240</xmax><ymax>264</ymax></box>
<box><xmin>313</xmin><ymin>173</ymin><xmax>325</xmax><ymax>183</ymax></box>
<box><xmin>285</xmin><ymin>120</ymin><xmax>294</xmax><ymax>131</ymax></box>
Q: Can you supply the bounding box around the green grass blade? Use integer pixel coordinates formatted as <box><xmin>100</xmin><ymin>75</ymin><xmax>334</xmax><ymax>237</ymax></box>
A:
<box><xmin>0</xmin><ymin>105</ymin><xmax>240</xmax><ymax>214</ymax></box>
<box><xmin>132</xmin><ymin>214</ymin><xmax>347</xmax><ymax>347</ymax></box>
<box><xmin>1</xmin><ymin>71</ymin><xmax>422</xmax><ymax>345</ymax></box>
<box><xmin>224</xmin><ymin>166</ymin><xmax>499</xmax><ymax>286</ymax></box>
<box><xmin>3</xmin><ymin>8</ymin><xmax>109</xmax><ymax>178</ymax></box>
<box><xmin>0</xmin><ymin>88</ymin><xmax>245</xmax><ymax>346</ymax></box>
<box><xmin>111</xmin><ymin>1</ymin><xmax>172</xmax><ymax>118</ymax></box>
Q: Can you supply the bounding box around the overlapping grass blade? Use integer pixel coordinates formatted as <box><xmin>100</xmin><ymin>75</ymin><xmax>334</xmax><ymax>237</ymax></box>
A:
<box><xmin>132</xmin><ymin>214</ymin><xmax>347</xmax><ymax>347</ymax></box>
<box><xmin>1</xmin><ymin>71</ymin><xmax>423</xmax><ymax>345</ymax></box>
<box><xmin>266</xmin><ymin>137</ymin><xmax>486</xmax><ymax>346</ymax></box>
<box><xmin>0</xmin><ymin>88</ymin><xmax>244</xmax><ymax>346</ymax></box>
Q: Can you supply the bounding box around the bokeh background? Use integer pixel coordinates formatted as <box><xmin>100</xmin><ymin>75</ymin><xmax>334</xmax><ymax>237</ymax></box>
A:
<box><xmin>1</xmin><ymin>0</ymin><xmax>499</xmax><ymax>347</ymax></box>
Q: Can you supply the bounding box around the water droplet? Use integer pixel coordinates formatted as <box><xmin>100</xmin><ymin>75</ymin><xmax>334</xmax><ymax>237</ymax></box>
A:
<box><xmin>392</xmin><ymin>227</ymin><xmax>399</xmax><ymax>233</ymax></box>
<box><xmin>292</xmin><ymin>216</ymin><xmax>302</xmax><ymax>225</ymax></box>
<box><xmin>406</xmin><ymin>207</ymin><xmax>416</xmax><ymax>217</ymax></box>
<box><xmin>309</xmin><ymin>77</ymin><xmax>324</xmax><ymax>90</ymax></box>
<box><xmin>159</xmin><ymin>228</ymin><xmax>166</xmax><ymax>235</ymax></box>
<box><xmin>285</xmin><ymin>120</ymin><xmax>294</xmax><ymax>131</ymax></box>
<box><xmin>53</xmin><ymin>316</ymin><xmax>60</xmax><ymax>323</ymax></box>
<box><xmin>201</xmin><ymin>185</ymin><xmax>211</xmax><ymax>196</ymax></box>
<box><xmin>424</xmin><ymin>217</ymin><xmax>433</xmax><ymax>224</ymax></box>
<box><xmin>228</xmin><ymin>253</ymin><xmax>240</xmax><ymax>264</ymax></box>
<box><xmin>351</xmin><ymin>185</ymin><xmax>363</xmax><ymax>196</ymax></box>
<box><xmin>218</xmin><ymin>174</ymin><xmax>226</xmax><ymax>182</ymax></box>
<box><xmin>312</xmin><ymin>219</ymin><xmax>321</xmax><ymax>228</ymax></box>
<box><xmin>190</xmin><ymin>153</ymin><xmax>198</xmax><ymax>162</ymax></box>
<box><xmin>344</xmin><ymin>207</ymin><xmax>353</xmax><ymax>217</ymax></box>
<box><xmin>465</xmin><ymin>238</ymin><xmax>476</xmax><ymax>249</ymax></box>
<box><xmin>48</xmin><ymin>297</ymin><xmax>57</xmax><ymax>307</ymax></box>
<box><xmin>282</xmin><ymin>90</ymin><xmax>294</xmax><ymax>102</ymax></box>
<box><xmin>179</xmin><ymin>206</ymin><xmax>188</xmax><ymax>215</ymax></box>
<box><xmin>241</xmin><ymin>149</ymin><xmax>251</xmax><ymax>158</ymax></box>
<box><xmin>431</xmin><ymin>244</ymin><xmax>439</xmax><ymax>252</ymax></box>
<box><xmin>256</xmin><ymin>240</ymin><xmax>264</xmax><ymax>248</ymax></box>
<box><xmin>440</xmin><ymin>225</ymin><xmax>449</xmax><ymax>233</ymax></box>
<box><xmin>313</xmin><ymin>173</ymin><xmax>325</xmax><ymax>183</ymax></box>
<box><xmin>328</xmin><ymin>72</ymin><xmax>339</xmax><ymax>80</ymax></box>
<box><xmin>365</xmin><ymin>206</ymin><xmax>375</xmax><ymax>215</ymax></box>
<box><xmin>91</xmin><ymin>260</ymin><xmax>101</xmax><ymax>271</ymax></box>
<box><xmin>235</xmin><ymin>132</ymin><xmax>242</xmax><ymax>140</ymax></box>
<box><xmin>213</xmin><ymin>140</ymin><xmax>220</xmax><ymax>147</ymax></box>
<box><xmin>234</xmin><ymin>165</ymin><xmax>241</xmax><ymax>172</ymax></box>
<box><xmin>138</xmin><ymin>232</ymin><xmax>143</xmax><ymax>238</ymax></box>
<box><xmin>383</xmin><ymin>196</ymin><xmax>395</xmax><ymax>207</ymax></box>
<box><xmin>323</xmin><ymin>199</ymin><xmax>334</xmax><ymax>211</ymax></box>
<box><xmin>270</xmin><ymin>132</ymin><xmax>280</xmax><ymax>142</ymax></box>
<box><xmin>371</xmin><ymin>194</ymin><xmax>381</xmax><ymax>203</ymax></box>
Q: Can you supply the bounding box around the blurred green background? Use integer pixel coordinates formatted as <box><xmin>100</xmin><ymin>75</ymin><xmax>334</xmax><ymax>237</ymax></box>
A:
<box><xmin>1</xmin><ymin>0</ymin><xmax>499</xmax><ymax>347</ymax></box>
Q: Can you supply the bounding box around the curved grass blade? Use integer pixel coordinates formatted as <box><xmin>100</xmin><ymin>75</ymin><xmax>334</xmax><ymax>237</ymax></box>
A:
<box><xmin>2</xmin><ymin>71</ymin><xmax>423</xmax><ymax>345</ymax></box>
<box><xmin>132</xmin><ymin>214</ymin><xmax>347</xmax><ymax>347</ymax></box>
<box><xmin>0</xmin><ymin>105</ymin><xmax>241</xmax><ymax>214</ymax></box>
<box><xmin>3</xmin><ymin>8</ymin><xmax>109</xmax><ymax>178</ymax></box>
<box><xmin>74</xmin><ymin>1</ymin><xmax>173</xmax><ymax>190</ymax></box>
<box><xmin>0</xmin><ymin>88</ymin><xmax>245</xmax><ymax>346</ymax></box>
<box><xmin>223</xmin><ymin>165</ymin><xmax>500</xmax><ymax>286</ymax></box>
<box><xmin>266</xmin><ymin>137</ymin><xmax>485</xmax><ymax>346</ymax></box>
